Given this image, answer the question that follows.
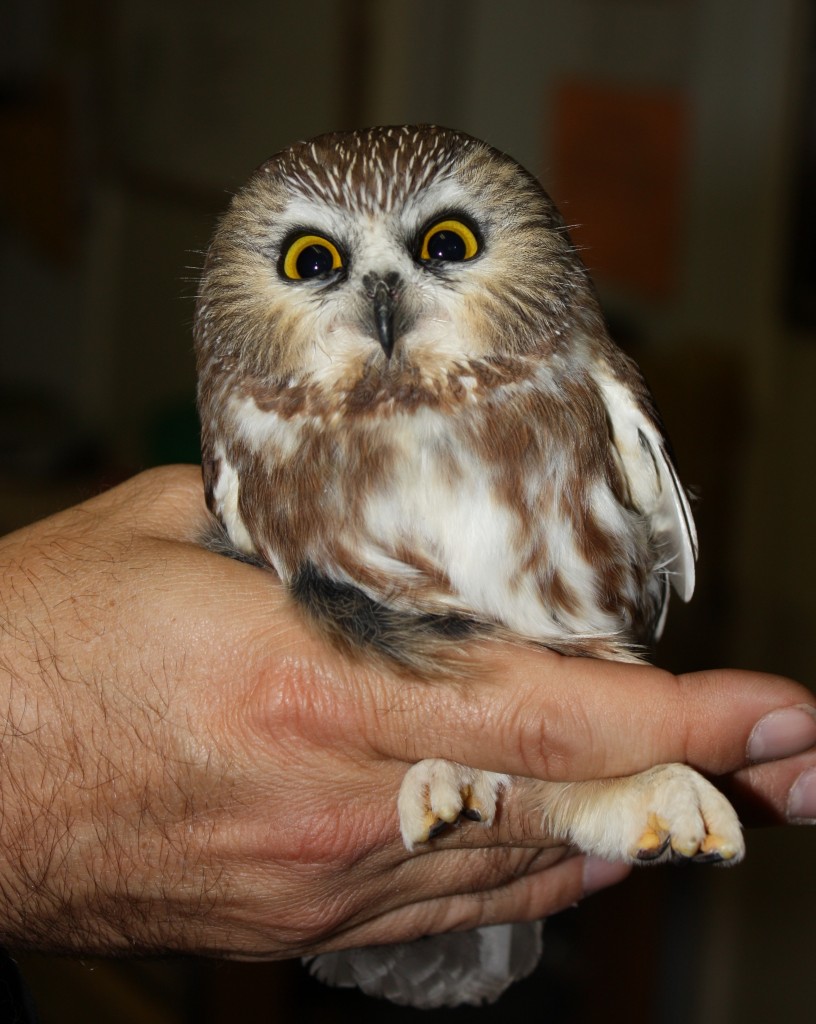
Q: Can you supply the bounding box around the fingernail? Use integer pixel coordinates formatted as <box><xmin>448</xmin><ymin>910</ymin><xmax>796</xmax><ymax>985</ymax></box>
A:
<box><xmin>788</xmin><ymin>767</ymin><xmax>816</xmax><ymax>823</ymax></box>
<box><xmin>747</xmin><ymin>705</ymin><xmax>816</xmax><ymax>763</ymax></box>
<box><xmin>582</xmin><ymin>856</ymin><xmax>631</xmax><ymax>897</ymax></box>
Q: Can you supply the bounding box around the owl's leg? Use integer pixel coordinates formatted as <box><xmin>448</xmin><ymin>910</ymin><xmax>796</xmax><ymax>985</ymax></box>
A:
<box><xmin>536</xmin><ymin>763</ymin><xmax>744</xmax><ymax>864</ymax></box>
<box><xmin>398</xmin><ymin>760</ymin><xmax>510</xmax><ymax>850</ymax></box>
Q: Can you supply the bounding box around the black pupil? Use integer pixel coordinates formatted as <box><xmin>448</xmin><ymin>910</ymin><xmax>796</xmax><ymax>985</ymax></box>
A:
<box><xmin>296</xmin><ymin>243</ymin><xmax>335</xmax><ymax>278</ymax></box>
<box><xmin>426</xmin><ymin>229</ymin><xmax>467</xmax><ymax>261</ymax></box>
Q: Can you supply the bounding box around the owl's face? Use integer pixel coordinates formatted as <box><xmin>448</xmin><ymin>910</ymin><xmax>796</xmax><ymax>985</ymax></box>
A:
<box><xmin>196</xmin><ymin>126</ymin><xmax>601</xmax><ymax>402</ymax></box>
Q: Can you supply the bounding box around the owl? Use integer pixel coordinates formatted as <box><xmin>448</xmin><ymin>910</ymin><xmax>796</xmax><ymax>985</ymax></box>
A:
<box><xmin>195</xmin><ymin>125</ymin><xmax>743</xmax><ymax>1008</ymax></box>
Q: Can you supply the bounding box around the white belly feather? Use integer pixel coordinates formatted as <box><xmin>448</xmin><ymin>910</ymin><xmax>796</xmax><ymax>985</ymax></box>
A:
<box><xmin>352</xmin><ymin>408</ymin><xmax>628</xmax><ymax>641</ymax></box>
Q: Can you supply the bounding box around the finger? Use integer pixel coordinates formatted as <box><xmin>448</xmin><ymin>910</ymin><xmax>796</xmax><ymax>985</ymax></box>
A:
<box><xmin>388</xmin><ymin>844</ymin><xmax>566</xmax><ymax>907</ymax></box>
<box><xmin>318</xmin><ymin>852</ymin><xmax>631</xmax><ymax>952</ymax></box>
<box><xmin>359</xmin><ymin>647</ymin><xmax>816</xmax><ymax>783</ymax></box>
<box><xmin>720</xmin><ymin>750</ymin><xmax>816</xmax><ymax>826</ymax></box>
<box><xmin>339</xmin><ymin>834</ymin><xmax>626</xmax><ymax>938</ymax></box>
<box><xmin>252</xmin><ymin>845</ymin><xmax>565</xmax><ymax>958</ymax></box>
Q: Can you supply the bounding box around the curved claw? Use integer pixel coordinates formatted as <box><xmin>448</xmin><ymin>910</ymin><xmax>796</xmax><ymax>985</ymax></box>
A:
<box><xmin>636</xmin><ymin>836</ymin><xmax>671</xmax><ymax>862</ymax></box>
<box><xmin>692</xmin><ymin>850</ymin><xmax>726</xmax><ymax>865</ymax></box>
<box><xmin>427</xmin><ymin>820</ymin><xmax>450</xmax><ymax>841</ymax></box>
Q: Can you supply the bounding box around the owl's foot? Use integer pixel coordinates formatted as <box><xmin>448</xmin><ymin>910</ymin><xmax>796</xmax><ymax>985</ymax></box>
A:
<box><xmin>542</xmin><ymin>763</ymin><xmax>745</xmax><ymax>865</ymax></box>
<box><xmin>629</xmin><ymin>765</ymin><xmax>744</xmax><ymax>864</ymax></box>
<box><xmin>398</xmin><ymin>759</ymin><xmax>509</xmax><ymax>851</ymax></box>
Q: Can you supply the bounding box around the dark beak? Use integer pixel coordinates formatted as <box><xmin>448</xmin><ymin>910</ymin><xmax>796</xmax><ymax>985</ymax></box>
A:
<box><xmin>372</xmin><ymin>280</ymin><xmax>395</xmax><ymax>359</ymax></box>
<box><xmin>364</xmin><ymin>272</ymin><xmax>402</xmax><ymax>359</ymax></box>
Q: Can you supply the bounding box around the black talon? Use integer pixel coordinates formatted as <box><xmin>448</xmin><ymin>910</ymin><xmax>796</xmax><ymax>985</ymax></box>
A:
<box><xmin>636</xmin><ymin>837</ymin><xmax>671</xmax><ymax>862</ymax></box>
<box><xmin>427</xmin><ymin>820</ymin><xmax>449</xmax><ymax>840</ymax></box>
<box><xmin>461</xmin><ymin>808</ymin><xmax>482</xmax><ymax>822</ymax></box>
<box><xmin>692</xmin><ymin>850</ymin><xmax>725</xmax><ymax>865</ymax></box>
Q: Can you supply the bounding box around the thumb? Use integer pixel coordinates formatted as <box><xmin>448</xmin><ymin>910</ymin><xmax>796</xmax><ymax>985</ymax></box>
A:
<box><xmin>362</xmin><ymin>646</ymin><xmax>816</xmax><ymax>783</ymax></box>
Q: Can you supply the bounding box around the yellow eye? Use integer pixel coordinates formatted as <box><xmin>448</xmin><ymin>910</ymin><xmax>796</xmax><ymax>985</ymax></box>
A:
<box><xmin>282</xmin><ymin>234</ymin><xmax>343</xmax><ymax>280</ymax></box>
<box><xmin>419</xmin><ymin>219</ymin><xmax>480</xmax><ymax>262</ymax></box>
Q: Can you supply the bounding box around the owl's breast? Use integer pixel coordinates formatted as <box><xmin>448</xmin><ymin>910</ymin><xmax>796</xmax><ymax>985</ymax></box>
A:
<box><xmin>352</xmin><ymin>406</ymin><xmax>654</xmax><ymax>641</ymax></box>
<box><xmin>216</xmin><ymin>374</ymin><xmax>663</xmax><ymax>646</ymax></box>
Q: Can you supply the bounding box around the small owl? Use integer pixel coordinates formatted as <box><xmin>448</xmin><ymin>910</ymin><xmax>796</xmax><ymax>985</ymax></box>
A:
<box><xmin>195</xmin><ymin>126</ymin><xmax>743</xmax><ymax>1008</ymax></box>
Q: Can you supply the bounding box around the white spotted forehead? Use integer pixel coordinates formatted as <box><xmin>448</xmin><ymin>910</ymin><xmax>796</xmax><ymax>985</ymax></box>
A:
<box><xmin>271</xmin><ymin>132</ymin><xmax>466</xmax><ymax>216</ymax></box>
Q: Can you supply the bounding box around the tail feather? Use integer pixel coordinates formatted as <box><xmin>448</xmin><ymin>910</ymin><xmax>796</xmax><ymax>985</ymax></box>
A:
<box><xmin>306</xmin><ymin>921</ymin><xmax>543</xmax><ymax>1009</ymax></box>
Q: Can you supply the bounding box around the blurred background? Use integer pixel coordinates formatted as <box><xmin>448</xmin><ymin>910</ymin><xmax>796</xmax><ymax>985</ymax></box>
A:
<box><xmin>1</xmin><ymin>0</ymin><xmax>814</xmax><ymax>1021</ymax></box>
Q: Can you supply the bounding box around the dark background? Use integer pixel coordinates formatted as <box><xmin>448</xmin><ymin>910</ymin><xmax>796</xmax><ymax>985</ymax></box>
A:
<box><xmin>2</xmin><ymin>1</ymin><xmax>815</xmax><ymax>1022</ymax></box>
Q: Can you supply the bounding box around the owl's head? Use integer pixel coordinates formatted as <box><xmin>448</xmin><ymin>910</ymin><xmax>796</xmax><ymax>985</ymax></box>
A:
<box><xmin>196</xmin><ymin>125</ymin><xmax>602</xmax><ymax>398</ymax></box>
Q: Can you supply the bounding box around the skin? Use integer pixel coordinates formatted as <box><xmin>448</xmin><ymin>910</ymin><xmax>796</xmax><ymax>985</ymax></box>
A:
<box><xmin>0</xmin><ymin>465</ymin><xmax>813</xmax><ymax>959</ymax></box>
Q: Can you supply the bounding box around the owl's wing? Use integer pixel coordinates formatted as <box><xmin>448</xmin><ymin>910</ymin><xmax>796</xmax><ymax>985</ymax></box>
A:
<box><xmin>596</xmin><ymin>364</ymin><xmax>698</xmax><ymax>632</ymax></box>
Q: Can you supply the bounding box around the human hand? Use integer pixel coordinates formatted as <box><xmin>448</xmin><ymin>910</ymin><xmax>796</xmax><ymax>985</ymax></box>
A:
<box><xmin>0</xmin><ymin>465</ymin><xmax>813</xmax><ymax>958</ymax></box>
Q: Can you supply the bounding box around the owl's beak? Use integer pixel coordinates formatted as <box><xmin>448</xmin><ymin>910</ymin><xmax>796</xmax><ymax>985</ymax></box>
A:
<box><xmin>372</xmin><ymin>283</ymin><xmax>395</xmax><ymax>359</ymax></box>
<box><xmin>364</xmin><ymin>273</ymin><xmax>402</xmax><ymax>359</ymax></box>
